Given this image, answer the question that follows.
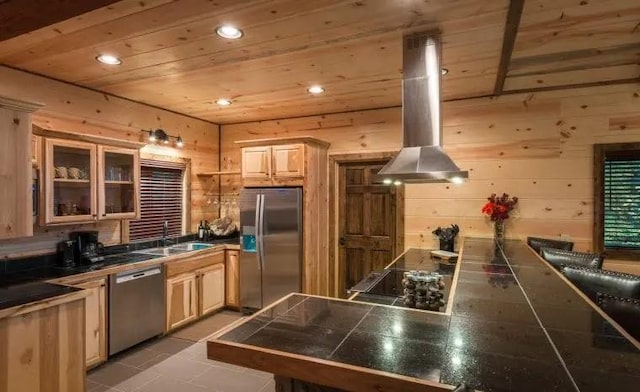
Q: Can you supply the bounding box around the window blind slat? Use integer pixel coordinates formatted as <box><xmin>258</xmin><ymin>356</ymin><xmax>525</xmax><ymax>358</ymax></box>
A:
<box><xmin>129</xmin><ymin>162</ymin><xmax>184</xmax><ymax>241</ymax></box>
<box><xmin>604</xmin><ymin>158</ymin><xmax>640</xmax><ymax>249</ymax></box>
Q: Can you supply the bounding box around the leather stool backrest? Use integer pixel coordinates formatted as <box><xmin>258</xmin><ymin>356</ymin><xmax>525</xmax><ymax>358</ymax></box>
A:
<box><xmin>527</xmin><ymin>236</ymin><xmax>574</xmax><ymax>254</ymax></box>
<box><xmin>540</xmin><ymin>248</ymin><xmax>604</xmax><ymax>270</ymax></box>
<box><xmin>597</xmin><ymin>293</ymin><xmax>640</xmax><ymax>341</ymax></box>
<box><xmin>561</xmin><ymin>265</ymin><xmax>640</xmax><ymax>301</ymax></box>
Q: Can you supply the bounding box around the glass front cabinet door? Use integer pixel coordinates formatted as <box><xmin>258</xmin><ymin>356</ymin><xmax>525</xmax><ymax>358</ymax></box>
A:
<box><xmin>44</xmin><ymin>139</ymin><xmax>97</xmax><ymax>224</ymax></box>
<box><xmin>98</xmin><ymin>146</ymin><xmax>140</xmax><ymax>220</ymax></box>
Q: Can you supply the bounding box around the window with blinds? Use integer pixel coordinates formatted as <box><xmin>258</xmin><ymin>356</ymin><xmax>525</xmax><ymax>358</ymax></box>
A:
<box><xmin>594</xmin><ymin>143</ymin><xmax>640</xmax><ymax>258</ymax></box>
<box><xmin>604</xmin><ymin>157</ymin><xmax>640</xmax><ymax>249</ymax></box>
<box><xmin>129</xmin><ymin>159</ymin><xmax>185</xmax><ymax>241</ymax></box>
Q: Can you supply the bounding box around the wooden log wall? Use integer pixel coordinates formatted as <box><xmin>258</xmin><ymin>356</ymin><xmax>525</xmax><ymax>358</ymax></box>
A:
<box><xmin>0</xmin><ymin>65</ymin><xmax>220</xmax><ymax>259</ymax></box>
<box><xmin>221</xmin><ymin>82</ymin><xmax>640</xmax><ymax>253</ymax></box>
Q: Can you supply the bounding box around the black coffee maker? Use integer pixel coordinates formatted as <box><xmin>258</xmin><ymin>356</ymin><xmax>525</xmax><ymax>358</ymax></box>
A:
<box><xmin>69</xmin><ymin>231</ymin><xmax>104</xmax><ymax>264</ymax></box>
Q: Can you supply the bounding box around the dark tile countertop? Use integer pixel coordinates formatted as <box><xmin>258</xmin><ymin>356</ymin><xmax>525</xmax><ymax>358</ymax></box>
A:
<box><xmin>0</xmin><ymin>236</ymin><xmax>239</xmax><ymax>313</ymax></box>
<box><xmin>211</xmin><ymin>238</ymin><xmax>640</xmax><ymax>392</ymax></box>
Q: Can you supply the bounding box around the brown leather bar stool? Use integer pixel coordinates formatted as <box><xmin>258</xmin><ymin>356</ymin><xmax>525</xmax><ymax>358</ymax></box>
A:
<box><xmin>597</xmin><ymin>293</ymin><xmax>640</xmax><ymax>341</ymax></box>
<box><xmin>540</xmin><ymin>248</ymin><xmax>604</xmax><ymax>270</ymax></box>
<box><xmin>527</xmin><ymin>236</ymin><xmax>574</xmax><ymax>254</ymax></box>
<box><xmin>561</xmin><ymin>265</ymin><xmax>640</xmax><ymax>302</ymax></box>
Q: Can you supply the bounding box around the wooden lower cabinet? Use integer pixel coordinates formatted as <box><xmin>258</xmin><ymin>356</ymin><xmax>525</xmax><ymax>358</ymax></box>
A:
<box><xmin>74</xmin><ymin>278</ymin><xmax>108</xmax><ymax>368</ymax></box>
<box><xmin>0</xmin><ymin>296</ymin><xmax>86</xmax><ymax>392</ymax></box>
<box><xmin>166</xmin><ymin>273</ymin><xmax>198</xmax><ymax>331</ymax></box>
<box><xmin>199</xmin><ymin>263</ymin><xmax>225</xmax><ymax>316</ymax></box>
<box><xmin>225</xmin><ymin>250</ymin><xmax>240</xmax><ymax>308</ymax></box>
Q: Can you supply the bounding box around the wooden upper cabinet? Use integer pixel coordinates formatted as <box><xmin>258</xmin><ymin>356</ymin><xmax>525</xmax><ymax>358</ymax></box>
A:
<box><xmin>272</xmin><ymin>144</ymin><xmax>304</xmax><ymax>178</ymax></box>
<box><xmin>0</xmin><ymin>97</ymin><xmax>41</xmax><ymax>239</ymax></box>
<box><xmin>242</xmin><ymin>146</ymin><xmax>271</xmax><ymax>178</ymax></box>
<box><xmin>97</xmin><ymin>146</ymin><xmax>140</xmax><ymax>220</ymax></box>
<box><xmin>42</xmin><ymin>138</ymin><xmax>141</xmax><ymax>225</ymax></box>
<box><xmin>44</xmin><ymin>138</ymin><xmax>97</xmax><ymax>225</ymax></box>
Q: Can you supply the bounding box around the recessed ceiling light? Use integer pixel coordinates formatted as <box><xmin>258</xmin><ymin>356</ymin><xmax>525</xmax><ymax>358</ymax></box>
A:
<box><xmin>441</xmin><ymin>68</ymin><xmax>449</xmax><ymax>76</ymax></box>
<box><xmin>215</xmin><ymin>98</ymin><xmax>232</xmax><ymax>106</ymax></box>
<box><xmin>307</xmin><ymin>85</ymin><xmax>325</xmax><ymax>94</ymax></box>
<box><xmin>96</xmin><ymin>54</ymin><xmax>122</xmax><ymax>65</ymax></box>
<box><xmin>216</xmin><ymin>25</ymin><xmax>243</xmax><ymax>39</ymax></box>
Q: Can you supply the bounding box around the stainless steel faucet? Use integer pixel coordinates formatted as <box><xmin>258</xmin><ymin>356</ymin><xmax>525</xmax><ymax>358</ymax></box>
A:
<box><xmin>162</xmin><ymin>220</ymin><xmax>169</xmax><ymax>246</ymax></box>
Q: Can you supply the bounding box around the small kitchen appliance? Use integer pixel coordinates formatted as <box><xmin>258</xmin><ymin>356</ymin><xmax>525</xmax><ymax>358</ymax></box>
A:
<box><xmin>56</xmin><ymin>240</ymin><xmax>76</xmax><ymax>268</ymax></box>
<box><xmin>69</xmin><ymin>231</ymin><xmax>104</xmax><ymax>264</ymax></box>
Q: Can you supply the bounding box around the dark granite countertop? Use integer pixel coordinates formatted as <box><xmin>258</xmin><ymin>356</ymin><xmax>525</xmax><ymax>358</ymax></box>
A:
<box><xmin>0</xmin><ymin>236</ymin><xmax>240</xmax><ymax>313</ymax></box>
<box><xmin>210</xmin><ymin>238</ymin><xmax>640</xmax><ymax>392</ymax></box>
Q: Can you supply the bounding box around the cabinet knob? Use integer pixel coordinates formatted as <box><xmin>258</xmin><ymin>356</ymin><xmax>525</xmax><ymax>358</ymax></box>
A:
<box><xmin>102</xmin><ymin>214</ymin><xmax>107</xmax><ymax>217</ymax></box>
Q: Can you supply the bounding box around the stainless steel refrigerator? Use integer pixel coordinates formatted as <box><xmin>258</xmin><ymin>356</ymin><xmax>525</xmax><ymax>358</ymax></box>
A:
<box><xmin>239</xmin><ymin>188</ymin><xmax>302</xmax><ymax>313</ymax></box>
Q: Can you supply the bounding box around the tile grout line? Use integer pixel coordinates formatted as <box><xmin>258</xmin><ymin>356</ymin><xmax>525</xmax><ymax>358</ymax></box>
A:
<box><xmin>497</xmin><ymin>241</ymin><xmax>581</xmax><ymax>392</ymax></box>
<box><xmin>327</xmin><ymin>305</ymin><xmax>376</xmax><ymax>359</ymax></box>
<box><xmin>231</xmin><ymin>296</ymin><xmax>312</xmax><ymax>343</ymax></box>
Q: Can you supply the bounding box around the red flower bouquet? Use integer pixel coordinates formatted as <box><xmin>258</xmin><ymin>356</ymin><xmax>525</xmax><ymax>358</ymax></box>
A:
<box><xmin>481</xmin><ymin>193</ymin><xmax>518</xmax><ymax>221</ymax></box>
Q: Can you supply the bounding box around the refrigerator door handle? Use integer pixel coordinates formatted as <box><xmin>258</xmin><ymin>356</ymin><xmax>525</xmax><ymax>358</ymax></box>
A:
<box><xmin>258</xmin><ymin>194</ymin><xmax>266</xmax><ymax>270</ymax></box>
<box><xmin>255</xmin><ymin>194</ymin><xmax>262</xmax><ymax>271</ymax></box>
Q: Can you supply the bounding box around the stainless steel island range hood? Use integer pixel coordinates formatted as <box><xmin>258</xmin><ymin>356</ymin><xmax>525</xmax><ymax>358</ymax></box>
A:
<box><xmin>377</xmin><ymin>32</ymin><xmax>468</xmax><ymax>184</ymax></box>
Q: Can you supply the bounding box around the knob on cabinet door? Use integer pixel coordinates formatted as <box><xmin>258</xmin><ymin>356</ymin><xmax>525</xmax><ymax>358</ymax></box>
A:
<box><xmin>339</xmin><ymin>237</ymin><xmax>346</xmax><ymax>246</ymax></box>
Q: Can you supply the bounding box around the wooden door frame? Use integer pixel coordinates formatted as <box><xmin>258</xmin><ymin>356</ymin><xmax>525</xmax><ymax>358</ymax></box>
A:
<box><xmin>328</xmin><ymin>151</ymin><xmax>405</xmax><ymax>298</ymax></box>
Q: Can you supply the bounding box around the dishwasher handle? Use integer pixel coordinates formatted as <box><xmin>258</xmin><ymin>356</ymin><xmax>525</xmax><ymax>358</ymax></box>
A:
<box><xmin>115</xmin><ymin>267</ymin><xmax>162</xmax><ymax>284</ymax></box>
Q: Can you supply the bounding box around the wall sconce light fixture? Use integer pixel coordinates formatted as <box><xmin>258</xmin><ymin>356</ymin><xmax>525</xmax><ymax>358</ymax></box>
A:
<box><xmin>145</xmin><ymin>129</ymin><xmax>183</xmax><ymax>148</ymax></box>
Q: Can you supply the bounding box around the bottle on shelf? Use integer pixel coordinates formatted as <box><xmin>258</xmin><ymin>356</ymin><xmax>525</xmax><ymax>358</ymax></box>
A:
<box><xmin>198</xmin><ymin>220</ymin><xmax>205</xmax><ymax>240</ymax></box>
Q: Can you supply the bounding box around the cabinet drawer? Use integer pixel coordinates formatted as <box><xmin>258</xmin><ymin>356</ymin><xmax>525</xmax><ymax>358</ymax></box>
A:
<box><xmin>166</xmin><ymin>251</ymin><xmax>224</xmax><ymax>277</ymax></box>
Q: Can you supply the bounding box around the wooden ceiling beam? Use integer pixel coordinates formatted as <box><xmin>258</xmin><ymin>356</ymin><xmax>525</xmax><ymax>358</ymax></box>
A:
<box><xmin>0</xmin><ymin>0</ymin><xmax>121</xmax><ymax>42</ymax></box>
<box><xmin>493</xmin><ymin>0</ymin><xmax>525</xmax><ymax>96</ymax></box>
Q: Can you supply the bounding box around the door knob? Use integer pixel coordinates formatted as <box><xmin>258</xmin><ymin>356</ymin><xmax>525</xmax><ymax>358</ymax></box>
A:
<box><xmin>339</xmin><ymin>237</ymin><xmax>346</xmax><ymax>246</ymax></box>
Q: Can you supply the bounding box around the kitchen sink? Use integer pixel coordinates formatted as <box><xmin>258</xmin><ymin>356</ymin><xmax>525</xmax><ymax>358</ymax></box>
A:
<box><xmin>170</xmin><ymin>242</ymin><xmax>213</xmax><ymax>251</ymax></box>
<box><xmin>134</xmin><ymin>247</ymin><xmax>189</xmax><ymax>256</ymax></box>
<box><xmin>133</xmin><ymin>242</ymin><xmax>213</xmax><ymax>257</ymax></box>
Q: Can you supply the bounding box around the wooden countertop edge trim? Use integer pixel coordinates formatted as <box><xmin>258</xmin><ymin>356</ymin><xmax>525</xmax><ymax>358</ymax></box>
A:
<box><xmin>444</xmin><ymin>237</ymin><xmax>465</xmax><ymax>315</ymax></box>
<box><xmin>47</xmin><ymin>243</ymin><xmax>240</xmax><ymax>284</ymax></box>
<box><xmin>207</xmin><ymin>339</ymin><xmax>452</xmax><ymax>392</ymax></box>
<box><xmin>234</xmin><ymin>136</ymin><xmax>330</xmax><ymax>148</ymax></box>
<box><xmin>525</xmin><ymin>243</ymin><xmax>640</xmax><ymax>350</ymax></box>
<box><xmin>0</xmin><ymin>288</ymin><xmax>89</xmax><ymax>320</ymax></box>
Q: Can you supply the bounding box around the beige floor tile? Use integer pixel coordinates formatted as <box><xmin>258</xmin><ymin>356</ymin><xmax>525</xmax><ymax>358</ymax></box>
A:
<box><xmin>133</xmin><ymin>376</ymin><xmax>211</xmax><ymax>392</ymax></box>
<box><xmin>88</xmin><ymin>362</ymin><xmax>160</xmax><ymax>392</ymax></box>
<box><xmin>191</xmin><ymin>366</ymin><xmax>270</xmax><ymax>391</ymax></box>
<box><xmin>114</xmin><ymin>348</ymin><xmax>163</xmax><ymax>369</ymax></box>
<box><xmin>145</xmin><ymin>336</ymin><xmax>195</xmax><ymax>355</ymax></box>
<box><xmin>259</xmin><ymin>379</ymin><xmax>276</xmax><ymax>392</ymax></box>
<box><xmin>144</xmin><ymin>356</ymin><xmax>212</xmax><ymax>382</ymax></box>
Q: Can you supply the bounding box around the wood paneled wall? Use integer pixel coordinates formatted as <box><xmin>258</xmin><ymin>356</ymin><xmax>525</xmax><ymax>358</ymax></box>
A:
<box><xmin>221</xmin><ymin>82</ymin><xmax>640</xmax><ymax>253</ymax></box>
<box><xmin>0</xmin><ymin>66</ymin><xmax>219</xmax><ymax>259</ymax></box>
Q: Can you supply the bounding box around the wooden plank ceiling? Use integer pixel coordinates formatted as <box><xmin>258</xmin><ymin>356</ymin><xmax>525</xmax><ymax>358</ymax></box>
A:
<box><xmin>0</xmin><ymin>0</ymin><xmax>637</xmax><ymax>124</ymax></box>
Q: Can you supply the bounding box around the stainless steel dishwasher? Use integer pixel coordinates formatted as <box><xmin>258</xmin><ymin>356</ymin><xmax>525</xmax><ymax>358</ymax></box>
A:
<box><xmin>109</xmin><ymin>265</ymin><xmax>165</xmax><ymax>356</ymax></box>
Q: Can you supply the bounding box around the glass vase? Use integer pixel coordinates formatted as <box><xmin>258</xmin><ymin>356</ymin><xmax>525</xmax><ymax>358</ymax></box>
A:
<box><xmin>494</xmin><ymin>219</ymin><xmax>505</xmax><ymax>244</ymax></box>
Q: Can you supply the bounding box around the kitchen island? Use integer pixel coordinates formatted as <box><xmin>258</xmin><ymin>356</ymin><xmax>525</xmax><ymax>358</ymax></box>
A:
<box><xmin>207</xmin><ymin>237</ymin><xmax>640</xmax><ymax>391</ymax></box>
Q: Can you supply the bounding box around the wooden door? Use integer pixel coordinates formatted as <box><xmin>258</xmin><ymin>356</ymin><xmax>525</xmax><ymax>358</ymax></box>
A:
<box><xmin>225</xmin><ymin>250</ymin><xmax>240</xmax><ymax>308</ymax></box>
<box><xmin>242</xmin><ymin>146</ymin><xmax>272</xmax><ymax>178</ymax></box>
<box><xmin>97</xmin><ymin>145</ymin><xmax>140</xmax><ymax>220</ymax></box>
<box><xmin>75</xmin><ymin>278</ymin><xmax>107</xmax><ymax>368</ymax></box>
<box><xmin>338</xmin><ymin>163</ymin><xmax>398</xmax><ymax>296</ymax></box>
<box><xmin>166</xmin><ymin>273</ymin><xmax>198</xmax><ymax>331</ymax></box>
<box><xmin>199</xmin><ymin>263</ymin><xmax>225</xmax><ymax>316</ymax></box>
<box><xmin>272</xmin><ymin>144</ymin><xmax>304</xmax><ymax>177</ymax></box>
